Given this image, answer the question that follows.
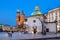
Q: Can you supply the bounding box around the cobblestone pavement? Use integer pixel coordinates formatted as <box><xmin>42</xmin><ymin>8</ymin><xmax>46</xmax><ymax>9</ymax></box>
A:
<box><xmin>0</xmin><ymin>32</ymin><xmax>60</xmax><ymax>40</ymax></box>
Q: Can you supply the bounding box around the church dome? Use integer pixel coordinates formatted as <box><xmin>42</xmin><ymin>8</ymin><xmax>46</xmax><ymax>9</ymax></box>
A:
<box><xmin>31</xmin><ymin>11</ymin><xmax>42</xmax><ymax>15</ymax></box>
<box><xmin>31</xmin><ymin>5</ymin><xmax>42</xmax><ymax>15</ymax></box>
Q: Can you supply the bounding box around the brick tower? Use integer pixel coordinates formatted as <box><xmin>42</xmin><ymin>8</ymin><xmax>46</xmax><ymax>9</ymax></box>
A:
<box><xmin>20</xmin><ymin>11</ymin><xmax>25</xmax><ymax>24</ymax></box>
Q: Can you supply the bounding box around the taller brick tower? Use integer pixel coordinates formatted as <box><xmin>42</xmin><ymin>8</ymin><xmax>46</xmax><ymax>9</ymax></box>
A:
<box><xmin>20</xmin><ymin>11</ymin><xmax>25</xmax><ymax>24</ymax></box>
<box><xmin>16</xmin><ymin>9</ymin><xmax>20</xmax><ymax>26</ymax></box>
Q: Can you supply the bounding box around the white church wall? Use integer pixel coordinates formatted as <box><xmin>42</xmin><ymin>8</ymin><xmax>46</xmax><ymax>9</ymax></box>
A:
<box><xmin>27</xmin><ymin>16</ymin><xmax>42</xmax><ymax>33</ymax></box>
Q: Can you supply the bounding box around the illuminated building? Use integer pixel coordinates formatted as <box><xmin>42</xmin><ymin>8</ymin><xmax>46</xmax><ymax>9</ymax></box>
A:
<box><xmin>16</xmin><ymin>5</ymin><xmax>60</xmax><ymax>33</ymax></box>
<box><xmin>16</xmin><ymin>9</ymin><xmax>20</xmax><ymax>26</ymax></box>
<box><xmin>0</xmin><ymin>24</ymin><xmax>11</xmax><ymax>32</ymax></box>
<box><xmin>20</xmin><ymin>11</ymin><xmax>25</xmax><ymax>24</ymax></box>
<box><xmin>44</xmin><ymin>7</ymin><xmax>60</xmax><ymax>32</ymax></box>
<box><xmin>16</xmin><ymin>9</ymin><xmax>25</xmax><ymax>26</ymax></box>
<box><xmin>27</xmin><ymin>5</ymin><xmax>43</xmax><ymax>33</ymax></box>
<box><xmin>27</xmin><ymin>5</ymin><xmax>57</xmax><ymax>33</ymax></box>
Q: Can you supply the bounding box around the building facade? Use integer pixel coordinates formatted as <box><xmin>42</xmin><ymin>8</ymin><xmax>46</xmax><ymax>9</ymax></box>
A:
<box><xmin>15</xmin><ymin>5</ymin><xmax>59</xmax><ymax>33</ymax></box>
<box><xmin>27</xmin><ymin>5</ymin><xmax>57</xmax><ymax>33</ymax></box>
<box><xmin>27</xmin><ymin>15</ymin><xmax>44</xmax><ymax>33</ymax></box>
<box><xmin>45</xmin><ymin>7</ymin><xmax>60</xmax><ymax>32</ymax></box>
<box><xmin>16</xmin><ymin>9</ymin><xmax>25</xmax><ymax>26</ymax></box>
<box><xmin>2</xmin><ymin>24</ymin><xmax>11</xmax><ymax>31</ymax></box>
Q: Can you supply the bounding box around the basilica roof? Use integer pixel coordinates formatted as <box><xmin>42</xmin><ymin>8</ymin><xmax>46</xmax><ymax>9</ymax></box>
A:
<box><xmin>31</xmin><ymin>11</ymin><xmax>42</xmax><ymax>16</ymax></box>
<box><xmin>31</xmin><ymin>5</ymin><xmax>42</xmax><ymax>16</ymax></box>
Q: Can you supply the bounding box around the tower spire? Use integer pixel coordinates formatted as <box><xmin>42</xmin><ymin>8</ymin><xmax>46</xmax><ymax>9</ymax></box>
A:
<box><xmin>22</xmin><ymin>10</ymin><xmax>24</xmax><ymax>15</ymax></box>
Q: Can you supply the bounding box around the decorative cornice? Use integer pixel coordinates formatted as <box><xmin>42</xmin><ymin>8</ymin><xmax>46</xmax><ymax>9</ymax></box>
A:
<box><xmin>48</xmin><ymin>7</ymin><xmax>60</xmax><ymax>13</ymax></box>
<box><xmin>28</xmin><ymin>14</ymin><xmax>44</xmax><ymax>18</ymax></box>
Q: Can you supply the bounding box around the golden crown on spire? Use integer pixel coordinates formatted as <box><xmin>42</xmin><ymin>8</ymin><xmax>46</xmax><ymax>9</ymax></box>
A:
<box><xmin>35</xmin><ymin>5</ymin><xmax>39</xmax><ymax>11</ymax></box>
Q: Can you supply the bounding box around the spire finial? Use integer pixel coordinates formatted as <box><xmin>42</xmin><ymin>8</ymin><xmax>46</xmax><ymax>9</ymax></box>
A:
<box><xmin>22</xmin><ymin>10</ymin><xmax>24</xmax><ymax>13</ymax></box>
<box><xmin>35</xmin><ymin>4</ymin><xmax>39</xmax><ymax>11</ymax></box>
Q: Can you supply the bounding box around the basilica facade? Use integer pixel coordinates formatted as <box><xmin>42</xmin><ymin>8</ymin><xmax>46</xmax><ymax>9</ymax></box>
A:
<box><xmin>16</xmin><ymin>5</ymin><xmax>57</xmax><ymax>33</ymax></box>
<box><xmin>27</xmin><ymin>5</ymin><xmax>57</xmax><ymax>33</ymax></box>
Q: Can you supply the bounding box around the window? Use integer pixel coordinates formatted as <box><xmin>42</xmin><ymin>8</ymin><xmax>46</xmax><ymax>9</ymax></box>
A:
<box><xmin>25</xmin><ymin>19</ymin><xmax>27</xmax><ymax>22</ymax></box>
<box><xmin>33</xmin><ymin>20</ymin><xmax>36</xmax><ymax>23</ymax></box>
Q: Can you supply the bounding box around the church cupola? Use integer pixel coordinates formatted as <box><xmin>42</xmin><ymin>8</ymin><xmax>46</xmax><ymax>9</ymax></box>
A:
<box><xmin>31</xmin><ymin>5</ymin><xmax>42</xmax><ymax>15</ymax></box>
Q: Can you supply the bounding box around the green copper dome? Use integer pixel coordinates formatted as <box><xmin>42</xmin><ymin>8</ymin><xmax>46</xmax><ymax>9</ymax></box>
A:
<box><xmin>31</xmin><ymin>5</ymin><xmax>42</xmax><ymax>16</ymax></box>
<box><xmin>31</xmin><ymin>11</ymin><xmax>42</xmax><ymax>15</ymax></box>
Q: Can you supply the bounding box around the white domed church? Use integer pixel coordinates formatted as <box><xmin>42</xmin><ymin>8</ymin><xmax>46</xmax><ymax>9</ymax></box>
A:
<box><xmin>27</xmin><ymin>5</ymin><xmax>57</xmax><ymax>34</ymax></box>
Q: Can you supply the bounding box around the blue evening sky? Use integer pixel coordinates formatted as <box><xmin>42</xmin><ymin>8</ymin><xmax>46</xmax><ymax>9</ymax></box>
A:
<box><xmin>0</xmin><ymin>0</ymin><xmax>60</xmax><ymax>26</ymax></box>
